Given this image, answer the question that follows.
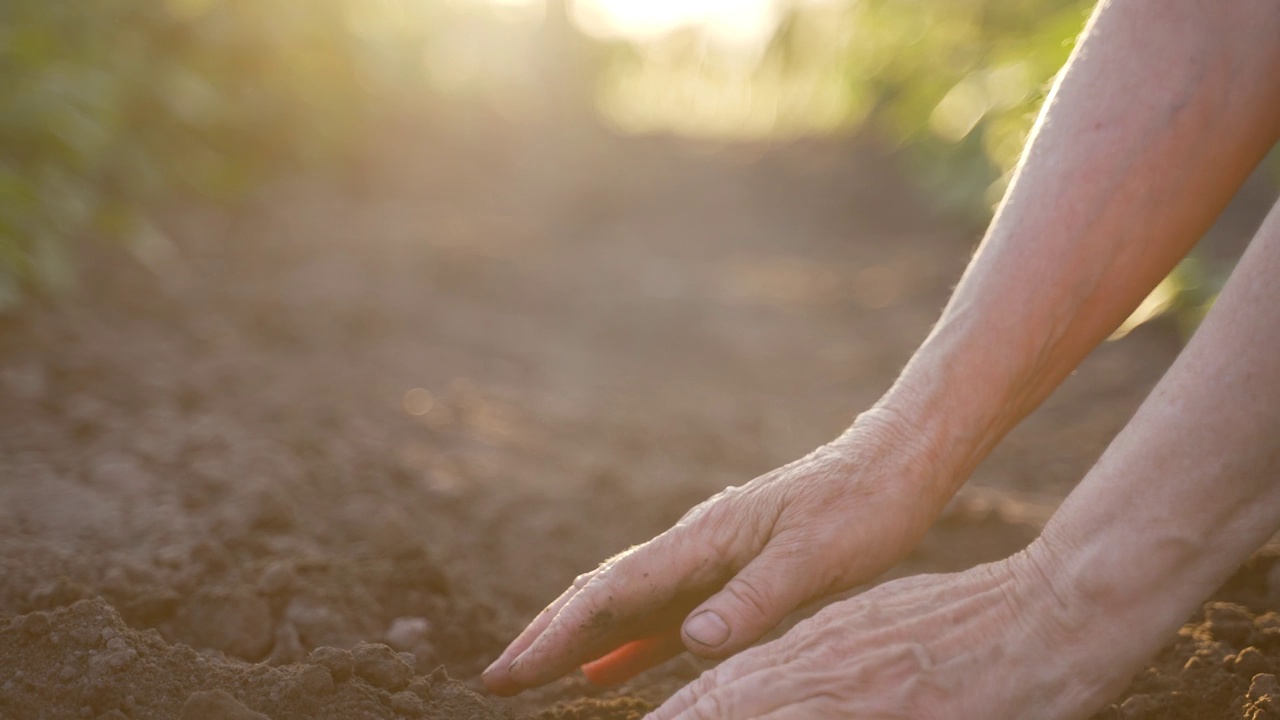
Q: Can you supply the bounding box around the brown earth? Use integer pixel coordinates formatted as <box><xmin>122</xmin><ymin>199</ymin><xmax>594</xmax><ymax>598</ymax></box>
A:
<box><xmin>0</xmin><ymin>113</ymin><xmax>1274</xmax><ymax>719</ymax></box>
<box><xmin>1091</xmin><ymin>554</ymin><xmax>1280</xmax><ymax>720</ymax></box>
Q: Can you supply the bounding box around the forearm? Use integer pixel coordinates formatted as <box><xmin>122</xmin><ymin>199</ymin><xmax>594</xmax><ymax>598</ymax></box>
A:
<box><xmin>1028</xmin><ymin>199</ymin><xmax>1280</xmax><ymax>691</ymax></box>
<box><xmin>878</xmin><ymin>0</ymin><xmax>1280</xmax><ymax>492</ymax></box>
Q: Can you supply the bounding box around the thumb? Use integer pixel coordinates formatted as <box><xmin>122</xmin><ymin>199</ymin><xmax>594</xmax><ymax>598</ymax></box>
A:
<box><xmin>680</xmin><ymin>543</ymin><xmax>815</xmax><ymax>659</ymax></box>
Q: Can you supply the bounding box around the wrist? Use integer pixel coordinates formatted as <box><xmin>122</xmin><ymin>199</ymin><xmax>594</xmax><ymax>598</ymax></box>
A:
<box><xmin>1012</xmin><ymin>526</ymin><xmax>1157</xmax><ymax>645</ymax></box>
<box><xmin>876</xmin><ymin>305</ymin><xmax>1061</xmax><ymax>487</ymax></box>
<box><xmin>1008</xmin><ymin>524</ymin><xmax>1196</xmax><ymax>699</ymax></box>
<box><xmin>829</xmin><ymin>404</ymin><xmax>959</xmax><ymax>513</ymax></box>
<box><xmin>854</xmin><ymin>381</ymin><xmax>987</xmax><ymax>500</ymax></box>
<box><xmin>986</xmin><ymin>546</ymin><xmax>1137</xmax><ymax>714</ymax></box>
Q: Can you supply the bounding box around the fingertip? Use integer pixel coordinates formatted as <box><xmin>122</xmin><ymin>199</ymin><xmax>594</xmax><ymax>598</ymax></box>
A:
<box><xmin>481</xmin><ymin>643</ymin><xmax>527</xmax><ymax>692</ymax></box>
<box><xmin>681</xmin><ymin>610</ymin><xmax>731</xmax><ymax>654</ymax></box>
<box><xmin>481</xmin><ymin>654</ymin><xmax>526</xmax><ymax>696</ymax></box>
<box><xmin>682</xmin><ymin>612</ymin><xmax>750</xmax><ymax>662</ymax></box>
<box><xmin>481</xmin><ymin>668</ymin><xmax>524</xmax><ymax>697</ymax></box>
<box><xmin>681</xmin><ymin>554</ymin><xmax>809</xmax><ymax>660</ymax></box>
<box><xmin>505</xmin><ymin>647</ymin><xmax>553</xmax><ymax>689</ymax></box>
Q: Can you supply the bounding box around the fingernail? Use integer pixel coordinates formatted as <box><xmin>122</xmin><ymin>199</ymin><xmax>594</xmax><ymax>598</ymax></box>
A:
<box><xmin>683</xmin><ymin>611</ymin><xmax>730</xmax><ymax>647</ymax></box>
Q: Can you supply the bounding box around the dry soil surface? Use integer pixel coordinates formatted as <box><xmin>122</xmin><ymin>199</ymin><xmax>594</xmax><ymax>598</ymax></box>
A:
<box><xmin>1</xmin><ymin>116</ymin><xmax>1275</xmax><ymax>719</ymax></box>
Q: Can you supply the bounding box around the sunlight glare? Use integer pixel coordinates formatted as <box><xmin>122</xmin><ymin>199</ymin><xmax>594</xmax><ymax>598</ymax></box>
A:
<box><xmin>460</xmin><ymin>0</ymin><xmax>794</xmax><ymax>49</ymax></box>
<box><xmin>573</xmin><ymin>0</ymin><xmax>776</xmax><ymax>48</ymax></box>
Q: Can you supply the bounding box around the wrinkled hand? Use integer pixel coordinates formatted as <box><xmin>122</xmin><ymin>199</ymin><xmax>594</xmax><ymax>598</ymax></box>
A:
<box><xmin>647</xmin><ymin>555</ymin><xmax>1117</xmax><ymax>720</ymax></box>
<box><xmin>484</xmin><ymin>410</ymin><xmax>952</xmax><ymax>695</ymax></box>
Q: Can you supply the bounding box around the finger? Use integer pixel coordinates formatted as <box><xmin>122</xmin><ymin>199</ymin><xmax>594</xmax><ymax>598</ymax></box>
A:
<box><xmin>483</xmin><ymin>568</ymin><xmax>599</xmax><ymax>695</ymax></box>
<box><xmin>681</xmin><ymin>539</ymin><xmax>818</xmax><ymax>659</ymax></box>
<box><xmin>507</xmin><ymin>529</ymin><xmax>734</xmax><ymax>689</ymax></box>
<box><xmin>647</xmin><ymin>662</ymin><xmax>795</xmax><ymax>720</ymax></box>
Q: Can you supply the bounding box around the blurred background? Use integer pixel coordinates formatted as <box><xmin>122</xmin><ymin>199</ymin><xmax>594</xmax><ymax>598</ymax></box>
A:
<box><xmin>4</xmin><ymin>0</ymin><xmax>1274</xmax><ymax>322</ymax></box>
<box><xmin>3</xmin><ymin>4</ymin><xmax>1280</xmax><ymax>716</ymax></box>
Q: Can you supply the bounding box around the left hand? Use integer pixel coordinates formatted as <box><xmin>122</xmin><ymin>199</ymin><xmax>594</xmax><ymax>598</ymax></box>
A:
<box><xmin>484</xmin><ymin>411</ymin><xmax>953</xmax><ymax>696</ymax></box>
<box><xmin>646</xmin><ymin>552</ymin><xmax>1123</xmax><ymax>720</ymax></box>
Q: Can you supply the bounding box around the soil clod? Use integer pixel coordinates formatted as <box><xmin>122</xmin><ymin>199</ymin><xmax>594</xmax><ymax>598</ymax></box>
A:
<box><xmin>307</xmin><ymin>646</ymin><xmax>354</xmax><ymax>681</ymax></box>
<box><xmin>180</xmin><ymin>690</ymin><xmax>270</xmax><ymax>720</ymax></box>
<box><xmin>390</xmin><ymin>690</ymin><xmax>425</xmax><ymax>716</ymax></box>
<box><xmin>352</xmin><ymin>642</ymin><xmax>414</xmax><ymax>692</ymax></box>
<box><xmin>0</xmin><ymin>127</ymin><xmax>1274</xmax><ymax>720</ymax></box>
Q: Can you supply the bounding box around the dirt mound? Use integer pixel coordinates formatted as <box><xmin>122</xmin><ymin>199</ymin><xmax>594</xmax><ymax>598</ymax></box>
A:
<box><xmin>1092</xmin><ymin>554</ymin><xmax>1280</xmax><ymax>720</ymax></box>
<box><xmin>0</xmin><ymin>598</ymin><xmax>506</xmax><ymax>720</ymax></box>
<box><xmin>529</xmin><ymin>698</ymin><xmax>654</xmax><ymax>720</ymax></box>
<box><xmin>0</xmin><ymin>123</ymin><xmax>1257</xmax><ymax>719</ymax></box>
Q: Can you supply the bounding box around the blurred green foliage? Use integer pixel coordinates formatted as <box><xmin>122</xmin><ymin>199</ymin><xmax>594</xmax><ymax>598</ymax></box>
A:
<box><xmin>2</xmin><ymin>0</ymin><xmax>1268</xmax><ymax>327</ymax></box>
<box><xmin>833</xmin><ymin>0</ymin><xmax>1093</xmax><ymax>214</ymax></box>
<box><xmin>0</xmin><ymin>0</ymin><xmax>461</xmax><ymax>308</ymax></box>
<box><xmin>595</xmin><ymin>0</ymin><xmax>1277</xmax><ymax>337</ymax></box>
<box><xmin>598</xmin><ymin>0</ymin><xmax>1094</xmax><ymax>215</ymax></box>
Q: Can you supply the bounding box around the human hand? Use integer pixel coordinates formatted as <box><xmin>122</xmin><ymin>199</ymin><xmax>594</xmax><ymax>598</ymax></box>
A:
<box><xmin>483</xmin><ymin>409</ymin><xmax>954</xmax><ymax>695</ymax></box>
<box><xmin>645</xmin><ymin>552</ymin><xmax>1119</xmax><ymax>720</ymax></box>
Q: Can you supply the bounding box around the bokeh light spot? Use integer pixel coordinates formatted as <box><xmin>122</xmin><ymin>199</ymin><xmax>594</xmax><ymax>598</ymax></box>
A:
<box><xmin>403</xmin><ymin>388</ymin><xmax>436</xmax><ymax>416</ymax></box>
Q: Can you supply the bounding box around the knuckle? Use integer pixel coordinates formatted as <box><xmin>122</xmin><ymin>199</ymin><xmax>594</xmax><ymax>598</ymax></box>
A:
<box><xmin>553</xmin><ymin>594</ymin><xmax>597</xmax><ymax>630</ymax></box>
<box><xmin>679</xmin><ymin>667</ymin><xmax>735</xmax><ymax>719</ymax></box>
<box><xmin>575</xmin><ymin>571</ymin><xmax>610</xmax><ymax>601</ymax></box>
<box><xmin>690</xmin><ymin>666</ymin><xmax>725</xmax><ymax>696</ymax></box>
<box><xmin>724</xmin><ymin>573</ymin><xmax>777</xmax><ymax>621</ymax></box>
<box><xmin>609</xmin><ymin>540</ymin><xmax>661</xmax><ymax>585</ymax></box>
<box><xmin>677</xmin><ymin>487</ymin><xmax>737</xmax><ymax>527</ymax></box>
<box><xmin>556</xmin><ymin>576</ymin><xmax>621</xmax><ymax>625</ymax></box>
<box><xmin>660</xmin><ymin>671</ymin><xmax>718</xmax><ymax>720</ymax></box>
<box><xmin>689</xmin><ymin>691</ymin><xmax>730</xmax><ymax>720</ymax></box>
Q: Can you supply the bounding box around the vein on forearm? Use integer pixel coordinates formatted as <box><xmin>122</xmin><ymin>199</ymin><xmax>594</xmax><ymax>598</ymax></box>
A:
<box><xmin>881</xmin><ymin>0</ymin><xmax>1280</xmax><ymax>493</ymax></box>
<box><xmin>1041</xmin><ymin>206</ymin><xmax>1280</xmax><ymax>649</ymax></box>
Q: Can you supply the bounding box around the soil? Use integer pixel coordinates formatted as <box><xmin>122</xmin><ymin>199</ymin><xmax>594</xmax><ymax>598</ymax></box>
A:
<box><xmin>1090</xmin><ymin>554</ymin><xmax>1280</xmax><ymax>720</ymax></box>
<box><xmin>0</xmin><ymin>110</ymin><xmax>1273</xmax><ymax>719</ymax></box>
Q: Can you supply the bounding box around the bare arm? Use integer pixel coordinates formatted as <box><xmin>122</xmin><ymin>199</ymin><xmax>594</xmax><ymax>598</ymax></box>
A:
<box><xmin>644</xmin><ymin>215</ymin><xmax>1280</xmax><ymax>718</ymax></box>
<box><xmin>484</xmin><ymin>0</ymin><xmax>1280</xmax><ymax>697</ymax></box>
<box><xmin>1026</xmin><ymin>198</ymin><xmax>1280</xmax><ymax>710</ymax></box>
<box><xmin>647</xmin><ymin>10</ymin><xmax>1280</xmax><ymax>713</ymax></box>
<box><xmin>886</xmin><ymin>0</ymin><xmax>1280</xmax><ymax>493</ymax></box>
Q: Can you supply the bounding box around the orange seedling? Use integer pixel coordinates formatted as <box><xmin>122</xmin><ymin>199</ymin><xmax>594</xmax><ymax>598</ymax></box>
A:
<box><xmin>580</xmin><ymin>628</ymin><xmax>686</xmax><ymax>687</ymax></box>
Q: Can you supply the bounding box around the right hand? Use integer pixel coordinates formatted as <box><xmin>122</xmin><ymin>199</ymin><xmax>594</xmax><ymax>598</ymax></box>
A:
<box><xmin>483</xmin><ymin>408</ymin><xmax>956</xmax><ymax>696</ymax></box>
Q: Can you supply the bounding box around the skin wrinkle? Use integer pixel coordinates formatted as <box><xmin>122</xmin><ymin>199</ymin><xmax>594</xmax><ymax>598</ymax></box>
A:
<box><xmin>907</xmin><ymin>642</ymin><xmax>933</xmax><ymax>672</ymax></box>
<box><xmin>888</xmin><ymin>6</ymin><xmax>1260</xmax><ymax>486</ymax></box>
<box><xmin>1044</xmin><ymin>209</ymin><xmax>1280</xmax><ymax>709</ymax></box>
<box><xmin>838</xmin><ymin>409</ymin><xmax>953</xmax><ymax>519</ymax></box>
<box><xmin>487</xmin><ymin>2</ymin><xmax>1280</xmax><ymax>712</ymax></box>
<box><xmin>994</xmin><ymin>75</ymin><xmax>1183</xmax><ymax>435</ymax></box>
<box><xmin>721</xmin><ymin>571</ymin><xmax>778</xmax><ymax>626</ymax></box>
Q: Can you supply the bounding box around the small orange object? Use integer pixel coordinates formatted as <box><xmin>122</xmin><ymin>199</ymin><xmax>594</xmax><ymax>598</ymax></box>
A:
<box><xmin>581</xmin><ymin>628</ymin><xmax>686</xmax><ymax>687</ymax></box>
